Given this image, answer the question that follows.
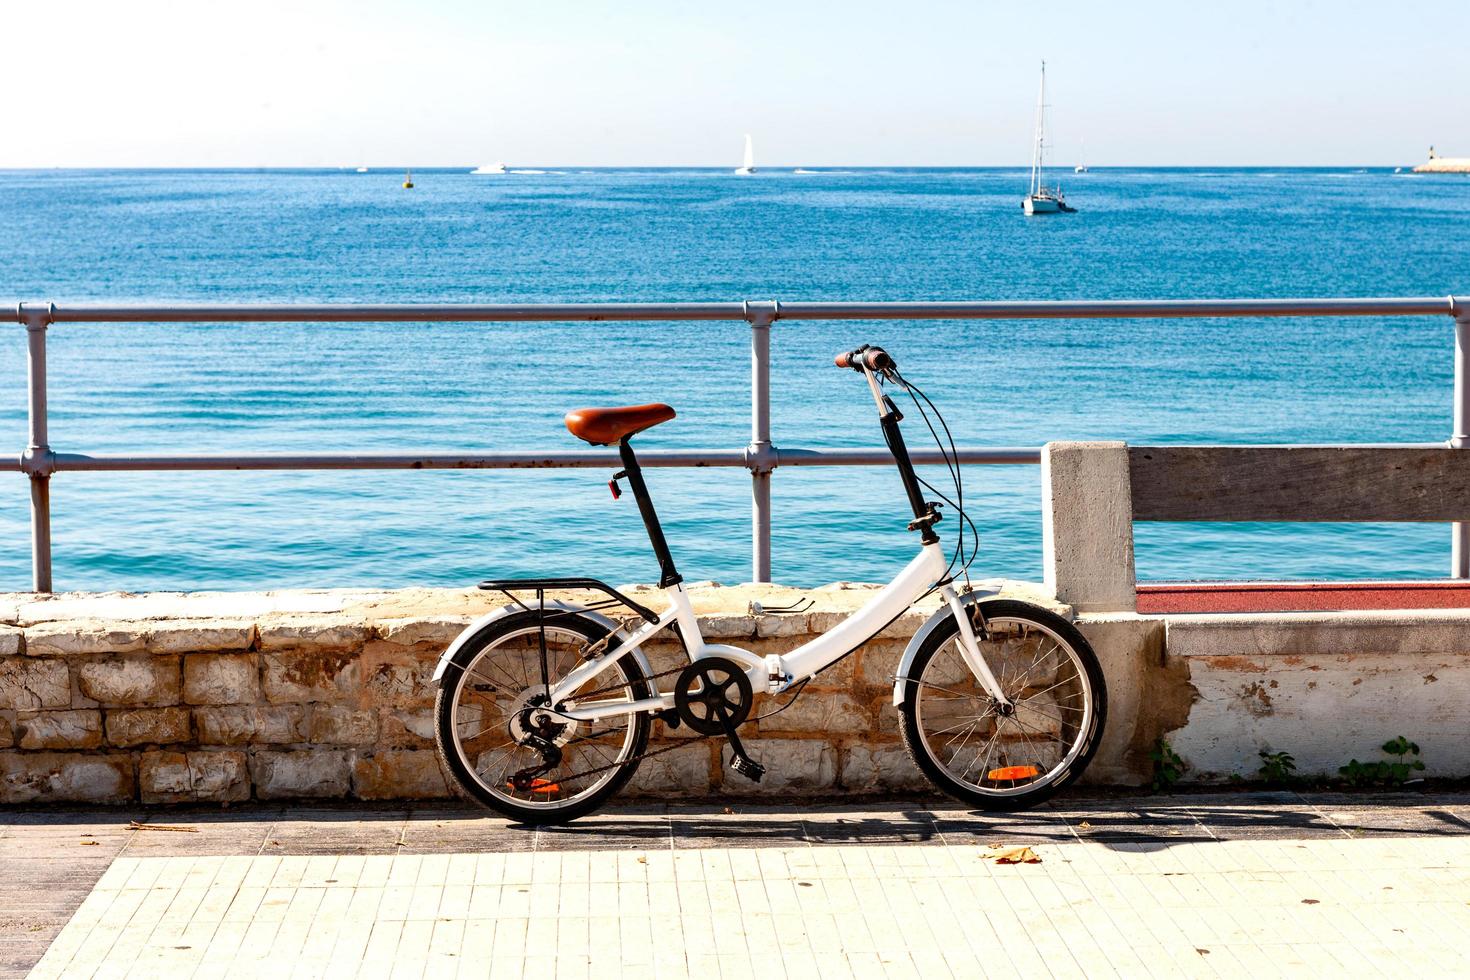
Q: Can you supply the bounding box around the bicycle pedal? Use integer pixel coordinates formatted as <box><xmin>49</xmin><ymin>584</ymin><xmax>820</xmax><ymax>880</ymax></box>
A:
<box><xmin>730</xmin><ymin>755</ymin><xmax>766</xmax><ymax>783</ymax></box>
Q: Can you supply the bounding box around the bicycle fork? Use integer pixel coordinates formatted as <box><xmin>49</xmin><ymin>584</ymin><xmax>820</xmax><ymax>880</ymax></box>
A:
<box><xmin>941</xmin><ymin>585</ymin><xmax>1013</xmax><ymax>708</ymax></box>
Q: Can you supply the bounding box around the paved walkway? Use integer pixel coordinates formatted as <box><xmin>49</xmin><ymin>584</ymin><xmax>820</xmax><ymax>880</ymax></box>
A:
<box><xmin>6</xmin><ymin>791</ymin><xmax>1470</xmax><ymax>978</ymax></box>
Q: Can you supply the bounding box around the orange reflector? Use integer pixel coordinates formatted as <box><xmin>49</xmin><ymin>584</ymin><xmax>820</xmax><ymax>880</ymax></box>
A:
<box><xmin>986</xmin><ymin>765</ymin><xmax>1040</xmax><ymax>782</ymax></box>
<box><xmin>508</xmin><ymin>778</ymin><xmax>562</xmax><ymax>794</ymax></box>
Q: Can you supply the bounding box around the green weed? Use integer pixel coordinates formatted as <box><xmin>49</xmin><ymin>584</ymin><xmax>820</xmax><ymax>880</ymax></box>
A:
<box><xmin>1339</xmin><ymin>737</ymin><xmax>1425</xmax><ymax>788</ymax></box>
<box><xmin>1257</xmin><ymin>749</ymin><xmax>1298</xmax><ymax>786</ymax></box>
<box><xmin>1150</xmin><ymin>738</ymin><xmax>1187</xmax><ymax>792</ymax></box>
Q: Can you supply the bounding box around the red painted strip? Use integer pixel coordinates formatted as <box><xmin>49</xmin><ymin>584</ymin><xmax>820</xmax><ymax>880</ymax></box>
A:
<box><xmin>1136</xmin><ymin>581</ymin><xmax>1470</xmax><ymax>614</ymax></box>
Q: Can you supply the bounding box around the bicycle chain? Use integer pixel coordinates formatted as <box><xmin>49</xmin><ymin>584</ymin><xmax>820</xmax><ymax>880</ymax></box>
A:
<box><xmin>516</xmin><ymin>664</ymin><xmax>714</xmax><ymax>788</ymax></box>
<box><xmin>510</xmin><ymin>632</ymin><xmax>799</xmax><ymax>791</ymax></box>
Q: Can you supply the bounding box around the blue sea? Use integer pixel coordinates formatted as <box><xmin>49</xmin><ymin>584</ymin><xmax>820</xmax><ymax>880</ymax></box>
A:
<box><xmin>1</xmin><ymin>167</ymin><xmax>1468</xmax><ymax>593</ymax></box>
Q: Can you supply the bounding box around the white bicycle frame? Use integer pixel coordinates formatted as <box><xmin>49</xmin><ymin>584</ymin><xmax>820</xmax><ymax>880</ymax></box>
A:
<box><xmin>542</xmin><ymin>362</ymin><xmax>1011</xmax><ymax>726</ymax></box>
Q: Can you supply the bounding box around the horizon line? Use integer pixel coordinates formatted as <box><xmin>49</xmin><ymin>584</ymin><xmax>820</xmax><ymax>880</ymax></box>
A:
<box><xmin>0</xmin><ymin>163</ymin><xmax>1436</xmax><ymax>171</ymax></box>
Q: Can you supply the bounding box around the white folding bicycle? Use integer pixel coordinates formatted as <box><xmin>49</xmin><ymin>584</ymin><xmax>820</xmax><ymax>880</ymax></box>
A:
<box><xmin>433</xmin><ymin>345</ymin><xmax>1106</xmax><ymax>823</ymax></box>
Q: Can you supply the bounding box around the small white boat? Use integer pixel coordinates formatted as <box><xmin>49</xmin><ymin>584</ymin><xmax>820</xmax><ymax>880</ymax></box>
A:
<box><xmin>735</xmin><ymin>134</ymin><xmax>756</xmax><ymax>175</ymax></box>
<box><xmin>355</xmin><ymin>166</ymin><xmax>369</xmax><ymax>173</ymax></box>
<box><xmin>471</xmin><ymin>163</ymin><xmax>508</xmax><ymax>175</ymax></box>
<box><xmin>1074</xmin><ymin>139</ymin><xmax>1088</xmax><ymax>173</ymax></box>
<box><xmin>1022</xmin><ymin>63</ymin><xmax>1074</xmax><ymax>215</ymax></box>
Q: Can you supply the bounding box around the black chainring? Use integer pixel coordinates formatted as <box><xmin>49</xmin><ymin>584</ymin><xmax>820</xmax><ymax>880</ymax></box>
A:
<box><xmin>674</xmin><ymin>657</ymin><xmax>754</xmax><ymax>736</ymax></box>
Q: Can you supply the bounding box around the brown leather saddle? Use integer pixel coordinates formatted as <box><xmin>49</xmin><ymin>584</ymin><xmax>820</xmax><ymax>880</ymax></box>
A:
<box><xmin>564</xmin><ymin>403</ymin><xmax>675</xmax><ymax>446</ymax></box>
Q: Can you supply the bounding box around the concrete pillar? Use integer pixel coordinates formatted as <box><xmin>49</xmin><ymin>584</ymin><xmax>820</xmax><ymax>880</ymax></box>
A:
<box><xmin>1042</xmin><ymin>441</ymin><xmax>1136</xmax><ymax>613</ymax></box>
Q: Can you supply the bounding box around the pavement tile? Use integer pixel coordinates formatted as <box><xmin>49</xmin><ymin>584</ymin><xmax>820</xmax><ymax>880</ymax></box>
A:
<box><xmin>931</xmin><ymin>813</ymin><xmax>1075</xmax><ymax>845</ymax></box>
<box><xmin>1298</xmin><ymin>793</ymin><xmax>1470</xmax><ymax>838</ymax></box>
<box><xmin>265</xmin><ymin>815</ymin><xmax>409</xmax><ymax>856</ymax></box>
<box><xmin>1049</xmin><ymin>803</ymin><xmax>1213</xmax><ymax>844</ymax></box>
<box><xmin>669</xmin><ymin>817</ymin><xmax>812</xmax><ymax>849</ymax></box>
<box><xmin>535</xmin><ymin>821</ymin><xmax>671</xmax><ymax>852</ymax></box>
<box><xmin>799</xmin><ymin>813</ymin><xmax>942</xmax><ymax>845</ymax></box>
<box><xmin>9</xmin><ymin>794</ymin><xmax>1470</xmax><ymax>978</ymax></box>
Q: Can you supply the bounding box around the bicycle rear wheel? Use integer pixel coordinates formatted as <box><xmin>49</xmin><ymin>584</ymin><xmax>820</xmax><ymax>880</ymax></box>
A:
<box><xmin>434</xmin><ymin>610</ymin><xmax>651</xmax><ymax>823</ymax></box>
<box><xmin>898</xmin><ymin>599</ymin><xmax>1106</xmax><ymax>810</ymax></box>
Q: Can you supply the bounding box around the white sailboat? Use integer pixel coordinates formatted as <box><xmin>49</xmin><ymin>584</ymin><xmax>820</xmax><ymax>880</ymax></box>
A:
<box><xmin>471</xmin><ymin>162</ymin><xmax>508</xmax><ymax>175</ymax></box>
<box><xmin>734</xmin><ymin>134</ymin><xmax>756</xmax><ymax>175</ymax></box>
<box><xmin>1022</xmin><ymin>62</ymin><xmax>1074</xmax><ymax>215</ymax></box>
<box><xmin>1075</xmin><ymin>138</ymin><xmax>1088</xmax><ymax>174</ymax></box>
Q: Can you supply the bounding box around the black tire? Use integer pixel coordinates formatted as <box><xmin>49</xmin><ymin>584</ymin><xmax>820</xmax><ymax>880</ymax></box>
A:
<box><xmin>898</xmin><ymin>599</ymin><xmax>1106</xmax><ymax>811</ymax></box>
<box><xmin>434</xmin><ymin>611</ymin><xmax>651</xmax><ymax>824</ymax></box>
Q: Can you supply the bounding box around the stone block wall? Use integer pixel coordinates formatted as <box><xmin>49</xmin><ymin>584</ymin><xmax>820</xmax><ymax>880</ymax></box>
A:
<box><xmin>0</xmin><ymin>583</ymin><xmax>1073</xmax><ymax>805</ymax></box>
<box><xmin>0</xmin><ymin>595</ymin><xmax>443</xmax><ymax>804</ymax></box>
<box><xmin>7</xmin><ymin>583</ymin><xmax>1457</xmax><ymax>804</ymax></box>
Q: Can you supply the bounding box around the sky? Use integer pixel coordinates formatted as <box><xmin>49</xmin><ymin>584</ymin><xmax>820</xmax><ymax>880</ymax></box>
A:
<box><xmin>6</xmin><ymin>0</ymin><xmax>1468</xmax><ymax>168</ymax></box>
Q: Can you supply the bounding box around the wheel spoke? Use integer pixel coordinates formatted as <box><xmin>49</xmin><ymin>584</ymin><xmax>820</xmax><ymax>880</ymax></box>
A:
<box><xmin>457</xmin><ymin>721</ymin><xmax>505</xmax><ymax>744</ymax></box>
<box><xmin>947</xmin><ymin>719</ymin><xmax>987</xmax><ymax>772</ymax></box>
<box><xmin>1007</xmin><ymin>640</ymin><xmax>1064</xmax><ymax>693</ymax></box>
<box><xmin>1015</xmin><ymin>674</ymin><xmax>1080</xmax><ymax>704</ymax></box>
<box><xmin>919</xmin><ymin>682</ymin><xmax>991</xmax><ymax>702</ymax></box>
<box><xmin>961</xmin><ymin>723</ymin><xmax>1004</xmax><ymax>782</ymax></box>
<box><xmin>925</xmin><ymin>712</ymin><xmax>995</xmax><ymax>739</ymax></box>
<box><xmin>458</xmin><ymin>686</ymin><xmax>512</xmax><ymax>718</ymax></box>
<box><xmin>470</xmin><ymin>657</ymin><xmax>523</xmax><ymax>695</ymax></box>
<box><xmin>939</xmin><ymin>716</ymin><xmax>985</xmax><ymax>751</ymax></box>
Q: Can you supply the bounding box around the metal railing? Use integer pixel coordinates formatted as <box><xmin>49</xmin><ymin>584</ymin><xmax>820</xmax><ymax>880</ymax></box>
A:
<box><xmin>11</xmin><ymin>296</ymin><xmax>1468</xmax><ymax>593</ymax></box>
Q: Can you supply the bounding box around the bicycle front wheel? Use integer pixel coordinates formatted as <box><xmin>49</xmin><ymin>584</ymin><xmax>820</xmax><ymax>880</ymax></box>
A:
<box><xmin>898</xmin><ymin>599</ymin><xmax>1106</xmax><ymax>810</ymax></box>
<box><xmin>434</xmin><ymin>610</ymin><xmax>651</xmax><ymax>823</ymax></box>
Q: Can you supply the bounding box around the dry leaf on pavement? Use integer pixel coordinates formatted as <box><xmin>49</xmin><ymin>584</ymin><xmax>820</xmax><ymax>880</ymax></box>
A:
<box><xmin>982</xmin><ymin>845</ymin><xmax>1041</xmax><ymax>865</ymax></box>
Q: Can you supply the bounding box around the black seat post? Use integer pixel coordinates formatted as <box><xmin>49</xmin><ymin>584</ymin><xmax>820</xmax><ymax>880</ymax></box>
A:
<box><xmin>618</xmin><ymin>438</ymin><xmax>682</xmax><ymax>588</ymax></box>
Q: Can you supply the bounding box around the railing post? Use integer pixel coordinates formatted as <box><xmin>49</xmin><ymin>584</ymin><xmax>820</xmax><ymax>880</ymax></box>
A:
<box><xmin>19</xmin><ymin>303</ymin><xmax>55</xmax><ymax>592</ymax></box>
<box><xmin>745</xmin><ymin>301</ymin><xmax>778</xmax><ymax>583</ymax></box>
<box><xmin>1453</xmin><ymin>309</ymin><xmax>1470</xmax><ymax>578</ymax></box>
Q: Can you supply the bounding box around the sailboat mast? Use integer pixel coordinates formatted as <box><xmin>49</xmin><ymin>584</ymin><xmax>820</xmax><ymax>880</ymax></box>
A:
<box><xmin>1030</xmin><ymin>62</ymin><xmax>1047</xmax><ymax>196</ymax></box>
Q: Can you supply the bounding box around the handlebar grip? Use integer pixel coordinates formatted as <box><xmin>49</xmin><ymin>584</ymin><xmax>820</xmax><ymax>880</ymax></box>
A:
<box><xmin>835</xmin><ymin>346</ymin><xmax>895</xmax><ymax>372</ymax></box>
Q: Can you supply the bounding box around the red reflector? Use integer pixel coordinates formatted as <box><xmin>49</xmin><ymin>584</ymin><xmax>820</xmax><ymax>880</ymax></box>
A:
<box><xmin>986</xmin><ymin>765</ymin><xmax>1040</xmax><ymax>782</ymax></box>
<box><xmin>509</xmin><ymin>778</ymin><xmax>562</xmax><ymax>794</ymax></box>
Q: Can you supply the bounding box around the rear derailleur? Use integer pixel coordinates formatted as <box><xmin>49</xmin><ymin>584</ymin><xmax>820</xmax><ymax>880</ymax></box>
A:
<box><xmin>507</xmin><ymin>694</ymin><xmax>568</xmax><ymax>792</ymax></box>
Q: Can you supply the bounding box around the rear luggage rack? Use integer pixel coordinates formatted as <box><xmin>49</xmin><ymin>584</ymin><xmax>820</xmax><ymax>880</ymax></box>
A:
<box><xmin>477</xmin><ymin>577</ymin><xmax>661</xmax><ymax>624</ymax></box>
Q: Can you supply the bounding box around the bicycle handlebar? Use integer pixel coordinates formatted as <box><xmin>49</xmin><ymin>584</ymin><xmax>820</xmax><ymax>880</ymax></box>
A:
<box><xmin>835</xmin><ymin>345</ymin><xmax>895</xmax><ymax>372</ymax></box>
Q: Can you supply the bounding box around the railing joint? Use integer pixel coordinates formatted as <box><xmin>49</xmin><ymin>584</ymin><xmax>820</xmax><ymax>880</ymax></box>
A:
<box><xmin>741</xmin><ymin>299</ymin><xmax>780</xmax><ymax>325</ymax></box>
<box><xmin>743</xmin><ymin>442</ymin><xmax>779</xmax><ymax>474</ymax></box>
<box><xmin>20</xmin><ymin>448</ymin><xmax>56</xmax><ymax>478</ymax></box>
<box><xmin>17</xmin><ymin>301</ymin><xmax>55</xmax><ymax>330</ymax></box>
